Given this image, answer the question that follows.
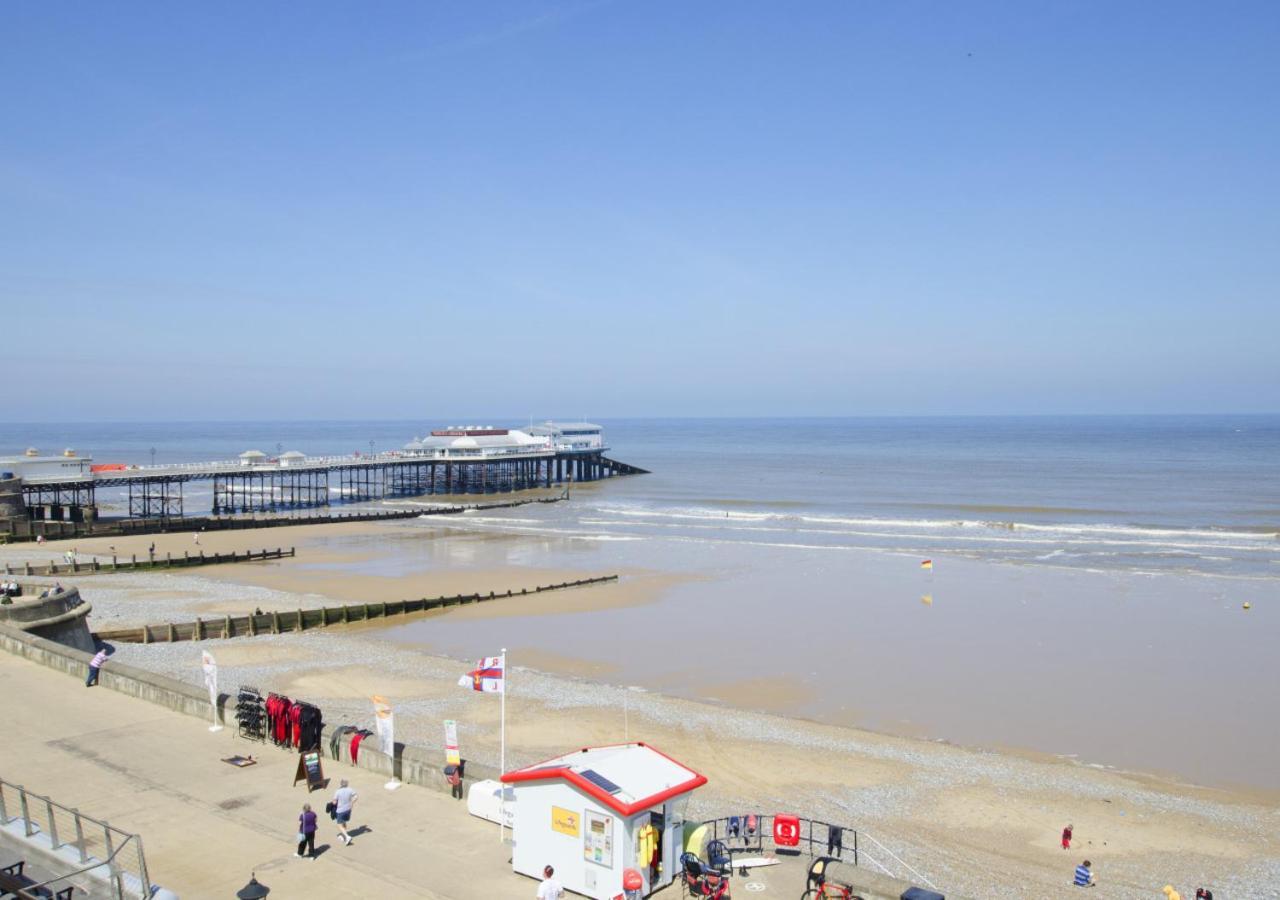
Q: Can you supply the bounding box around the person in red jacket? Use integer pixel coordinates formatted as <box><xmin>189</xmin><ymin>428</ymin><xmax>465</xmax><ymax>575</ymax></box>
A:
<box><xmin>1062</xmin><ymin>824</ymin><xmax>1073</xmax><ymax>850</ymax></box>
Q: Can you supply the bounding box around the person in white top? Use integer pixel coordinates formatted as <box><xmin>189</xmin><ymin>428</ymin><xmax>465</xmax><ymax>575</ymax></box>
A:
<box><xmin>536</xmin><ymin>865</ymin><xmax>564</xmax><ymax>899</ymax></box>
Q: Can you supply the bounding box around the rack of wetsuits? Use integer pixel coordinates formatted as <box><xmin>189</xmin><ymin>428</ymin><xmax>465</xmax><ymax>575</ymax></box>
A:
<box><xmin>265</xmin><ymin>692</ymin><xmax>325</xmax><ymax>752</ymax></box>
<box><xmin>235</xmin><ymin>686</ymin><xmax>266</xmax><ymax>742</ymax></box>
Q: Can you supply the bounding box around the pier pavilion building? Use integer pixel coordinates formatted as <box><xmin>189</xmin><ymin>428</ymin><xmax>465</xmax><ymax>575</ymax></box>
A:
<box><xmin>528</xmin><ymin>421</ymin><xmax>606</xmax><ymax>453</ymax></box>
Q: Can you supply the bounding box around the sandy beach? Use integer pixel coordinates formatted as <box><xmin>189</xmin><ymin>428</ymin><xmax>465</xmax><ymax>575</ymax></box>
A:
<box><xmin>6</xmin><ymin>519</ymin><xmax>1279</xmax><ymax>897</ymax></box>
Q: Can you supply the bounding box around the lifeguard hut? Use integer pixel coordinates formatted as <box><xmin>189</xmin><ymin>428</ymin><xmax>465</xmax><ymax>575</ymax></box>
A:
<box><xmin>501</xmin><ymin>743</ymin><xmax>707</xmax><ymax>899</ymax></box>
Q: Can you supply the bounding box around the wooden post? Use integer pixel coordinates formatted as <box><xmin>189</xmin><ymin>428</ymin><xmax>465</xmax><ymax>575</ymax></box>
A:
<box><xmin>194</xmin><ymin>618</ymin><xmax>202</xmax><ymax>641</ymax></box>
<box><xmin>248</xmin><ymin>613</ymin><xmax>256</xmax><ymax>637</ymax></box>
<box><xmin>296</xmin><ymin>609</ymin><xmax>304</xmax><ymax>632</ymax></box>
<box><xmin>321</xmin><ymin>607</ymin><xmax>327</xmax><ymax>627</ymax></box>
<box><xmin>223</xmin><ymin>615</ymin><xmax>232</xmax><ymax>639</ymax></box>
<box><xmin>142</xmin><ymin>625</ymin><xmax>151</xmax><ymax>644</ymax></box>
<box><xmin>167</xmin><ymin>623</ymin><xmax>176</xmax><ymax>642</ymax></box>
<box><xmin>341</xmin><ymin>605</ymin><xmax>349</xmax><ymax>624</ymax></box>
<box><xmin>271</xmin><ymin>611</ymin><xmax>281</xmax><ymax>634</ymax></box>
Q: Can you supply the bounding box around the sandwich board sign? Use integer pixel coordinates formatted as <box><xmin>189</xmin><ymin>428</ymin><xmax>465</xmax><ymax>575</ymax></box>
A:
<box><xmin>294</xmin><ymin>750</ymin><xmax>325</xmax><ymax>792</ymax></box>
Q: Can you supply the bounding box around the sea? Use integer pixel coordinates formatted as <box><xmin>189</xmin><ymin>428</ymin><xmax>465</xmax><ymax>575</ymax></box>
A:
<box><xmin>8</xmin><ymin>416</ymin><xmax>1278</xmax><ymax>579</ymax></box>
<box><xmin>5</xmin><ymin>416</ymin><xmax>1279</xmax><ymax>788</ymax></box>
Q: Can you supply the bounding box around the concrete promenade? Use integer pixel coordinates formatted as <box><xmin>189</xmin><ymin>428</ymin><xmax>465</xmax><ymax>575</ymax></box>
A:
<box><xmin>0</xmin><ymin>651</ymin><xmax>520</xmax><ymax>899</ymax></box>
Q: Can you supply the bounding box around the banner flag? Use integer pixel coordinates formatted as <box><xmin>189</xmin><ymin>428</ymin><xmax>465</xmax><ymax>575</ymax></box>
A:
<box><xmin>444</xmin><ymin>719</ymin><xmax>460</xmax><ymax>766</ymax></box>
<box><xmin>458</xmin><ymin>655</ymin><xmax>505</xmax><ymax>693</ymax></box>
<box><xmin>201</xmin><ymin>651</ymin><xmax>221</xmax><ymax>731</ymax></box>
<box><xmin>372</xmin><ymin>695</ymin><xmax>395</xmax><ymax>757</ymax></box>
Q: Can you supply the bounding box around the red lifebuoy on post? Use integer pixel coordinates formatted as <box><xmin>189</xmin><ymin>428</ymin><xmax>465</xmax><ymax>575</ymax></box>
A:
<box><xmin>773</xmin><ymin>813</ymin><xmax>801</xmax><ymax>847</ymax></box>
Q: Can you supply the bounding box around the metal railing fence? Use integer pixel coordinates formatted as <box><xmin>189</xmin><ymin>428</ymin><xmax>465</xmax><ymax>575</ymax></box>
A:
<box><xmin>700</xmin><ymin>814</ymin><xmax>936</xmax><ymax>890</ymax></box>
<box><xmin>0</xmin><ymin>778</ymin><xmax>150</xmax><ymax>899</ymax></box>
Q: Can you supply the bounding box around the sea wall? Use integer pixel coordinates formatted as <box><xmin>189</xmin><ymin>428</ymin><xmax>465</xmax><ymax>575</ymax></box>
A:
<box><xmin>0</xmin><ymin>584</ymin><xmax>95</xmax><ymax>653</ymax></box>
<box><xmin>0</xmin><ymin>623</ymin><xmax>497</xmax><ymax>797</ymax></box>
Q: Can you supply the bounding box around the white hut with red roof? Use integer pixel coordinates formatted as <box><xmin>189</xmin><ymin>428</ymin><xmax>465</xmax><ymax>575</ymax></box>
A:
<box><xmin>501</xmin><ymin>742</ymin><xmax>707</xmax><ymax>898</ymax></box>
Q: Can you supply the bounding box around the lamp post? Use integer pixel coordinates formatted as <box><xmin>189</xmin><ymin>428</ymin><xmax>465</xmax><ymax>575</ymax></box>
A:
<box><xmin>149</xmin><ymin>447</ymin><xmax>156</xmax><ymax>467</ymax></box>
<box><xmin>235</xmin><ymin>873</ymin><xmax>269</xmax><ymax>899</ymax></box>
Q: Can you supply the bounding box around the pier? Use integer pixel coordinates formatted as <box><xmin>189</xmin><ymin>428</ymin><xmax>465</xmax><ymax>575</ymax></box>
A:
<box><xmin>2</xmin><ymin>422</ymin><xmax>647</xmax><ymax>524</ymax></box>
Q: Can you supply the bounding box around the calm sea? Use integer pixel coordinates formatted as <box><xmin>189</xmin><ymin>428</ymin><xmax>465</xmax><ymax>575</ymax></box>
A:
<box><xmin>9</xmin><ymin>416</ymin><xmax>1276</xmax><ymax>579</ymax></box>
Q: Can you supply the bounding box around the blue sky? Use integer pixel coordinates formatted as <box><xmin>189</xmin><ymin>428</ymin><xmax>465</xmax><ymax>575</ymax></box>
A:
<box><xmin>2</xmin><ymin>2</ymin><xmax>1276</xmax><ymax>420</ymax></box>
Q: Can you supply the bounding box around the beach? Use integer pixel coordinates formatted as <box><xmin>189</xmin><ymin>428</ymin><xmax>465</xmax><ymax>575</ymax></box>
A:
<box><xmin>6</xmin><ymin>515</ymin><xmax>1279</xmax><ymax>898</ymax></box>
<box><xmin>25</xmin><ymin>502</ymin><xmax>1279</xmax><ymax>792</ymax></box>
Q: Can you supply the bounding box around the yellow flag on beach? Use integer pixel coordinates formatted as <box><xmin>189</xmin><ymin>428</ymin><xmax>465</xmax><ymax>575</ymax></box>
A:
<box><xmin>920</xmin><ymin>559</ymin><xmax>933</xmax><ymax>570</ymax></box>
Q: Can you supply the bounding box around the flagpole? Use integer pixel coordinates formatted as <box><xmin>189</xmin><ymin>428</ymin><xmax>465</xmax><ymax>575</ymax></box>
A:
<box><xmin>500</xmin><ymin>647</ymin><xmax>507</xmax><ymax>844</ymax></box>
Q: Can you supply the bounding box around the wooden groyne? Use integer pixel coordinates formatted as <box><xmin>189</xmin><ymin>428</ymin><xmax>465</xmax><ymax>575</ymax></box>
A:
<box><xmin>92</xmin><ymin>575</ymin><xmax>619</xmax><ymax>644</ymax></box>
<box><xmin>4</xmin><ymin>547</ymin><xmax>295</xmax><ymax>578</ymax></box>
<box><xmin>1</xmin><ymin>494</ymin><xmax>566</xmax><ymax>543</ymax></box>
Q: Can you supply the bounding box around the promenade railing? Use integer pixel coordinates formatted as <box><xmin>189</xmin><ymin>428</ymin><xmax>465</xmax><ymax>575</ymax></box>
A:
<box><xmin>700</xmin><ymin>814</ymin><xmax>937</xmax><ymax>890</ymax></box>
<box><xmin>0</xmin><ymin>778</ymin><xmax>150</xmax><ymax>899</ymax></box>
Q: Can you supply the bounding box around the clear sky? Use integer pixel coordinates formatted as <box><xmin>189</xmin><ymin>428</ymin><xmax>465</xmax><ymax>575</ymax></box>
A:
<box><xmin>2</xmin><ymin>2</ymin><xmax>1276</xmax><ymax>421</ymax></box>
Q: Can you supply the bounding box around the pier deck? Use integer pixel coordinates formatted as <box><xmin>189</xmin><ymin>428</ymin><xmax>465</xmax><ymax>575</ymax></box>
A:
<box><xmin>13</xmin><ymin>450</ymin><xmax>647</xmax><ymax>523</ymax></box>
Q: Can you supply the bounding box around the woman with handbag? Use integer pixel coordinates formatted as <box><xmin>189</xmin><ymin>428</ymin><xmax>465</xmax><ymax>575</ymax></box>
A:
<box><xmin>296</xmin><ymin>803</ymin><xmax>318</xmax><ymax>859</ymax></box>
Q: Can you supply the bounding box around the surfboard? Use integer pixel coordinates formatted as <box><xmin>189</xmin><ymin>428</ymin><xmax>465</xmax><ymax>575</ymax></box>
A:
<box><xmin>732</xmin><ymin>856</ymin><xmax>779</xmax><ymax>869</ymax></box>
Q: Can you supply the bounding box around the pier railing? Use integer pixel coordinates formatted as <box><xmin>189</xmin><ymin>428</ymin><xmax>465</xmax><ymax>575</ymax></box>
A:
<box><xmin>0</xmin><ymin>777</ymin><xmax>151</xmax><ymax>899</ymax></box>
<box><xmin>92</xmin><ymin>575</ymin><xmax>620</xmax><ymax>644</ymax></box>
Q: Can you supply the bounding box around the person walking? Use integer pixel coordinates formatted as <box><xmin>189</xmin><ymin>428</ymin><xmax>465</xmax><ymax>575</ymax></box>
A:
<box><xmin>85</xmin><ymin>647</ymin><xmax>109</xmax><ymax>687</ymax></box>
<box><xmin>536</xmin><ymin>865</ymin><xmax>564</xmax><ymax>899</ymax></box>
<box><xmin>1062</xmin><ymin>824</ymin><xmax>1073</xmax><ymax>850</ymax></box>
<box><xmin>193</xmin><ymin>532</ymin><xmax>200</xmax><ymax>546</ymax></box>
<box><xmin>332</xmin><ymin>780</ymin><xmax>358</xmax><ymax>845</ymax></box>
<box><xmin>1073</xmin><ymin>859</ymin><xmax>1096</xmax><ymax>887</ymax></box>
<box><xmin>296</xmin><ymin>803</ymin><xmax>318</xmax><ymax>859</ymax></box>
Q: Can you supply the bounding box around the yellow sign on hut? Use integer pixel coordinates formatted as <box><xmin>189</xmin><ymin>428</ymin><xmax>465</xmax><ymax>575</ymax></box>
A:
<box><xmin>551</xmin><ymin>806</ymin><xmax>580</xmax><ymax>837</ymax></box>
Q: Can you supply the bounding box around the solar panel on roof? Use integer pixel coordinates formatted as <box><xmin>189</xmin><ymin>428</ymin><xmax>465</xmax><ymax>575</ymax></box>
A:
<box><xmin>580</xmin><ymin>769</ymin><xmax>623</xmax><ymax>794</ymax></box>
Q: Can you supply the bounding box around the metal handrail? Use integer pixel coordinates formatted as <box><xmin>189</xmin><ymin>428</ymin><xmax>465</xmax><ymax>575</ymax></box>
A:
<box><xmin>700</xmin><ymin>813</ymin><xmax>935</xmax><ymax>888</ymax></box>
<box><xmin>15</xmin><ymin>832</ymin><xmax>145</xmax><ymax>900</ymax></box>
<box><xmin>0</xmin><ymin>778</ymin><xmax>150</xmax><ymax>900</ymax></box>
